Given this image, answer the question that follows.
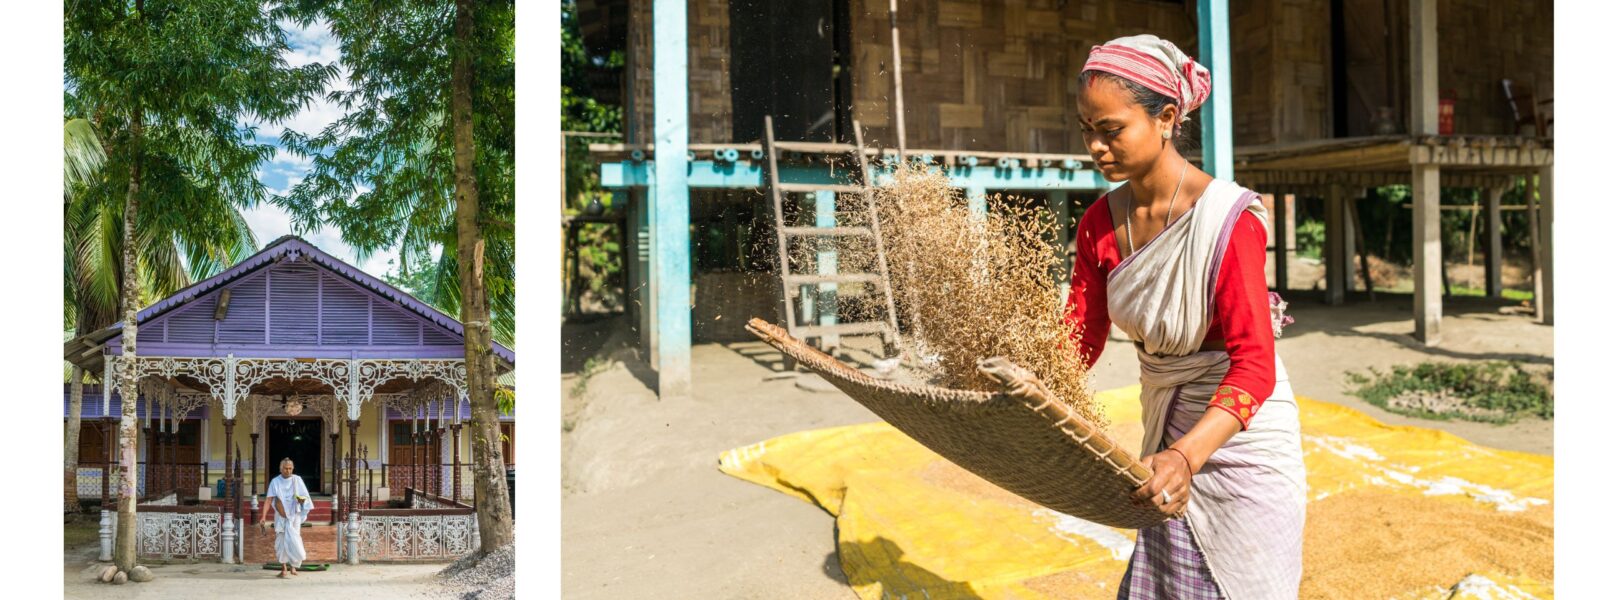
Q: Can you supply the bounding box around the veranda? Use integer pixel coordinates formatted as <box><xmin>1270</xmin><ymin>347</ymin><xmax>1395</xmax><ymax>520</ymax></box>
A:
<box><xmin>63</xmin><ymin>236</ymin><xmax>516</xmax><ymax>563</ymax></box>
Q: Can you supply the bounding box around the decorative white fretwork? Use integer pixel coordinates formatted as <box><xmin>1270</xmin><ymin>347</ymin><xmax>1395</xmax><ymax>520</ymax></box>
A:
<box><xmin>357</xmin><ymin>513</ymin><xmax>477</xmax><ymax>561</ymax></box>
<box><xmin>109</xmin><ymin>355</ymin><xmax>466</xmax><ymax>428</ymax></box>
<box><xmin>131</xmin><ymin>356</ymin><xmax>230</xmax><ymax>409</ymax></box>
<box><xmin>136</xmin><ymin>510</ymin><xmax>224</xmax><ymax>561</ymax></box>
<box><xmin>356</xmin><ymin>360</ymin><xmax>467</xmax><ymax>415</ymax></box>
<box><xmin>234</xmin><ymin>358</ymin><xmax>353</xmax><ymax>410</ymax></box>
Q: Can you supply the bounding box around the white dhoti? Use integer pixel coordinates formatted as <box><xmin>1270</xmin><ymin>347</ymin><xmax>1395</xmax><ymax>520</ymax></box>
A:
<box><xmin>267</xmin><ymin>474</ymin><xmax>314</xmax><ymax>568</ymax></box>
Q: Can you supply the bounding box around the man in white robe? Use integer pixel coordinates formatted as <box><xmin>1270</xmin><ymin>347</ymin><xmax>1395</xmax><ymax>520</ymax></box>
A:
<box><xmin>258</xmin><ymin>457</ymin><xmax>313</xmax><ymax>577</ymax></box>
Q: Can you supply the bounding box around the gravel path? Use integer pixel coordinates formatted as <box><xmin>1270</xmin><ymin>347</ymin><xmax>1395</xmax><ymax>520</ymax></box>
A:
<box><xmin>430</xmin><ymin>543</ymin><xmax>515</xmax><ymax>600</ymax></box>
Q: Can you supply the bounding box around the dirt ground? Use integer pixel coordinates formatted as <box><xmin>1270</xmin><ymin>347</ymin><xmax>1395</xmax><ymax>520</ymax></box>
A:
<box><xmin>560</xmin><ymin>288</ymin><xmax>1552</xmax><ymax>599</ymax></box>
<box><xmin>62</xmin><ymin>521</ymin><xmax>455</xmax><ymax>599</ymax></box>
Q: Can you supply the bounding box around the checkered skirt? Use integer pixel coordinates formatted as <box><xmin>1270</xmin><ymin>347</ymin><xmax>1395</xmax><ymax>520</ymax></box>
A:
<box><xmin>1116</xmin><ymin>518</ymin><xmax>1226</xmax><ymax>599</ymax></box>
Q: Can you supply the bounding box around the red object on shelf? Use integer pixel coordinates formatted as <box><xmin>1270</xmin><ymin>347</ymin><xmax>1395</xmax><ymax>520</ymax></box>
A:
<box><xmin>1439</xmin><ymin>90</ymin><xmax>1457</xmax><ymax>136</ymax></box>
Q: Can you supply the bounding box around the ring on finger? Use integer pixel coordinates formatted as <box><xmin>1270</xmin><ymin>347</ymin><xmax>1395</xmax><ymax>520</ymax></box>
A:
<box><xmin>1161</xmin><ymin>489</ymin><xmax>1172</xmax><ymax>504</ymax></box>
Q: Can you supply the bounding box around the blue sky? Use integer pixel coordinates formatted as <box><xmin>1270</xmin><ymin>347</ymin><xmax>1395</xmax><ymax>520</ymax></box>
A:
<box><xmin>240</xmin><ymin>19</ymin><xmax>422</xmax><ymax>278</ymax></box>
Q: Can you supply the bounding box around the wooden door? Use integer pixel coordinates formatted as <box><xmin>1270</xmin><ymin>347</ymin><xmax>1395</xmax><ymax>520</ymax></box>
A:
<box><xmin>75</xmin><ymin>421</ymin><xmax>111</xmax><ymax>464</ymax></box>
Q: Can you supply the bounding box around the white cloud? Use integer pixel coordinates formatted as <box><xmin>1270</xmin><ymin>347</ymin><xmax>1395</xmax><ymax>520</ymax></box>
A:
<box><xmin>242</xmin><ymin>202</ymin><xmax>397</xmax><ymax>276</ymax></box>
<box><xmin>247</xmin><ymin>18</ymin><xmax>351</xmax><ymax>139</ymax></box>
<box><xmin>271</xmin><ymin>147</ymin><xmax>312</xmax><ymax>170</ymax></box>
<box><xmin>283</xmin><ymin>19</ymin><xmax>339</xmax><ymax>67</ymax></box>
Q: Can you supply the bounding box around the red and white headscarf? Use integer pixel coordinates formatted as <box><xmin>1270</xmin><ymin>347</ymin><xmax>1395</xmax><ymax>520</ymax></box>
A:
<box><xmin>1081</xmin><ymin>34</ymin><xmax>1212</xmax><ymax>120</ymax></box>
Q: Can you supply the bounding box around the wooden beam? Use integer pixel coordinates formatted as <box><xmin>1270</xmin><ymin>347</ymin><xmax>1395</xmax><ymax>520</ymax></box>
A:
<box><xmin>1413</xmin><ymin>164</ymin><xmax>1443</xmax><ymax>345</ymax></box>
<box><xmin>652</xmin><ymin>0</ymin><xmax>691</xmax><ymax>399</ymax></box>
<box><xmin>213</xmin><ymin>288</ymin><xmax>232</xmax><ymax>321</ymax></box>
<box><xmin>1348</xmin><ymin>196</ymin><xmax>1377</xmax><ymax>300</ymax></box>
<box><xmin>1537</xmin><ymin>166</ymin><xmax>1553</xmax><ymax>324</ymax></box>
<box><xmin>1343</xmin><ymin>187</ymin><xmax>1358</xmax><ymax>293</ymax></box>
<box><xmin>1485</xmin><ymin>183</ymin><xmax>1505</xmax><ymax>298</ymax></box>
<box><xmin>889</xmin><ymin>0</ymin><xmax>907</xmax><ymax>157</ymax></box>
<box><xmin>1273</xmin><ymin>191</ymin><xmax>1290</xmax><ymax>292</ymax></box>
<box><xmin>1198</xmin><ymin>0</ymin><xmax>1234</xmax><ymax>181</ymax></box>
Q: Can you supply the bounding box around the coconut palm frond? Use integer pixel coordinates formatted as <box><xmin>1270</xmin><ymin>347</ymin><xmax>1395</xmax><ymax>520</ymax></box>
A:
<box><xmin>64</xmin><ymin>118</ymin><xmax>106</xmax><ymax>198</ymax></box>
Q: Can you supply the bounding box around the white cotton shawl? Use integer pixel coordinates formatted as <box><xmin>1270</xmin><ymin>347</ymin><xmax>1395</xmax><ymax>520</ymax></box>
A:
<box><xmin>1104</xmin><ymin>179</ymin><xmax>1307</xmax><ymax>600</ymax></box>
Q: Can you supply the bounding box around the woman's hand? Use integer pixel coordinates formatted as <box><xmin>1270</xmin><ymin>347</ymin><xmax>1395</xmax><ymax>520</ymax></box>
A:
<box><xmin>1131</xmin><ymin>449</ymin><xmax>1192</xmax><ymax>518</ymax></box>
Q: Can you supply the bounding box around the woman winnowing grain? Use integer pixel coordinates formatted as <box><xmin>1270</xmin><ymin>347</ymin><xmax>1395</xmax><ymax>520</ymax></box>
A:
<box><xmin>1064</xmin><ymin>34</ymin><xmax>1307</xmax><ymax>600</ymax></box>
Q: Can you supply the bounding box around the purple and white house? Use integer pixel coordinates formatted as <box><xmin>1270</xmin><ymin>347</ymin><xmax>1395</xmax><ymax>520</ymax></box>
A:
<box><xmin>64</xmin><ymin>236</ymin><xmax>514</xmax><ymax>563</ymax></box>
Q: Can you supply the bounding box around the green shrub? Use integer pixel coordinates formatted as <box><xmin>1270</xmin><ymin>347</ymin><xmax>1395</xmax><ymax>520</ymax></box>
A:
<box><xmin>1296</xmin><ymin>219</ymin><xmax>1325</xmax><ymax>261</ymax></box>
<box><xmin>1345</xmin><ymin>361</ymin><xmax>1553</xmax><ymax>424</ymax></box>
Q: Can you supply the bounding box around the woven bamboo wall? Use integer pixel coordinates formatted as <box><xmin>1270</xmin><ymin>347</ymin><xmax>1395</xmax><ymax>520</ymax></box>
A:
<box><xmin>1435</xmin><ymin>0</ymin><xmax>1553</xmax><ymax>136</ymax></box>
<box><xmin>621</xmin><ymin>0</ymin><xmax>1546</xmax><ymax>147</ymax></box>
<box><xmin>1273</xmin><ymin>0</ymin><xmax>1332</xmax><ymax>144</ymax></box>
<box><xmin>849</xmin><ymin>0</ymin><xmax>1196</xmax><ymax>153</ymax></box>
<box><xmin>626</xmin><ymin>0</ymin><xmax>734</xmax><ymax>143</ymax></box>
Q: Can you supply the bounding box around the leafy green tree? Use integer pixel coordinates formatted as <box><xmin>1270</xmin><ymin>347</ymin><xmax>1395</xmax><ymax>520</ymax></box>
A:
<box><xmin>382</xmin><ymin>253</ymin><xmax>442</xmax><ymax>308</ymax></box>
<box><xmin>62</xmin><ymin>146</ymin><xmax>261</xmax><ymax>514</ymax></box>
<box><xmin>277</xmin><ymin>0</ymin><xmax>515</xmax><ymax>552</ymax></box>
<box><xmin>65</xmin><ymin>0</ymin><xmax>332</xmax><ymax>569</ymax></box>
<box><xmin>560</xmin><ymin>0</ymin><xmax>624</xmax><ymax>311</ymax></box>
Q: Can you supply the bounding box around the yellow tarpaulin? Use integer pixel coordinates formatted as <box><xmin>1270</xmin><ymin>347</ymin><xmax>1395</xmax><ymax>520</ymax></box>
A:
<box><xmin>718</xmin><ymin>386</ymin><xmax>1552</xmax><ymax>599</ymax></box>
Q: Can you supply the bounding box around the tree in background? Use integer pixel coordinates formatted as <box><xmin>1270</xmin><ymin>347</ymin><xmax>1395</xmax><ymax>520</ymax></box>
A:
<box><xmin>278</xmin><ymin>0</ymin><xmax>515</xmax><ymax>553</ymax></box>
<box><xmin>561</xmin><ymin>0</ymin><xmax>624</xmax><ymax>313</ymax></box>
<box><xmin>65</xmin><ymin>0</ymin><xmax>332</xmax><ymax>569</ymax></box>
<box><xmin>382</xmin><ymin>252</ymin><xmax>443</xmax><ymax>308</ymax></box>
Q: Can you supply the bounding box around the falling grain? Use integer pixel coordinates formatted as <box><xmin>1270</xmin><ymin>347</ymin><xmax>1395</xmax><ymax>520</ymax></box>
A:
<box><xmin>862</xmin><ymin>164</ymin><xmax>1102</xmax><ymax>427</ymax></box>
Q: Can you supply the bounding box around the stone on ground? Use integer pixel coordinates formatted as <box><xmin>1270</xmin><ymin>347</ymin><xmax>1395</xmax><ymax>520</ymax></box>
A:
<box><xmin>129</xmin><ymin>565</ymin><xmax>154</xmax><ymax>582</ymax></box>
<box><xmin>111</xmin><ymin>571</ymin><xmax>127</xmax><ymax>585</ymax></box>
<box><xmin>99</xmin><ymin>566</ymin><xmax>117</xmax><ymax>583</ymax></box>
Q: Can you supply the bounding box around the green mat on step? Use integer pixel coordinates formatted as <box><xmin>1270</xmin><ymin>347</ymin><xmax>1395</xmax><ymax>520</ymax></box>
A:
<box><xmin>262</xmin><ymin>563</ymin><xmax>331</xmax><ymax>571</ymax></box>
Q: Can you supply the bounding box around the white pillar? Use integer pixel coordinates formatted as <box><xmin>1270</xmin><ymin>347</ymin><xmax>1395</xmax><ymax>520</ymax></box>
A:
<box><xmin>346</xmin><ymin>511</ymin><xmax>361</xmax><ymax>565</ymax></box>
<box><xmin>98</xmin><ymin>510</ymin><xmax>112</xmax><ymax>561</ymax></box>
<box><xmin>1413</xmin><ymin>165</ymin><xmax>1443</xmax><ymax>345</ymax></box>
<box><xmin>1325</xmin><ymin>185</ymin><xmax>1348</xmax><ymax>305</ymax></box>
<box><xmin>221</xmin><ymin>512</ymin><xmax>235</xmax><ymax>563</ymax></box>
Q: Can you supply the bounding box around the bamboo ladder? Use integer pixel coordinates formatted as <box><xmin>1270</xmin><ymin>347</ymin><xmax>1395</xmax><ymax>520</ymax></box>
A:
<box><xmin>761</xmin><ymin>116</ymin><xmax>903</xmax><ymax>369</ymax></box>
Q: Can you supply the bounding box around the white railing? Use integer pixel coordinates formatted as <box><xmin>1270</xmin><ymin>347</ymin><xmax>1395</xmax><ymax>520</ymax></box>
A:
<box><xmin>356</xmin><ymin>513</ymin><xmax>478</xmax><ymax>560</ymax></box>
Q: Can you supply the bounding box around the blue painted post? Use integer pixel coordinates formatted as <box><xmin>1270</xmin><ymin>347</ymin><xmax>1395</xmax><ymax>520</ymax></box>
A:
<box><xmin>966</xmin><ymin>186</ymin><xmax>988</xmax><ymax>219</ymax></box>
<box><xmin>1198</xmin><ymin>0</ymin><xmax>1234</xmax><ymax>182</ymax></box>
<box><xmin>643</xmin><ymin>179</ymin><xmax>659</xmax><ymax>370</ymax></box>
<box><xmin>1047</xmin><ymin>190</ymin><xmax>1073</xmax><ymax>306</ymax></box>
<box><xmin>653</xmin><ymin>0</ymin><xmax>691</xmax><ymax>399</ymax></box>
<box><xmin>815</xmin><ymin>190</ymin><xmax>839</xmax><ymax>350</ymax></box>
<box><xmin>602</xmin><ymin>161</ymin><xmax>1111</xmax><ymax>192</ymax></box>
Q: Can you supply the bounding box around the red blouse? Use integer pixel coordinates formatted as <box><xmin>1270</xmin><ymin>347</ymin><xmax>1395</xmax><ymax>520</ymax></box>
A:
<box><xmin>1062</xmin><ymin>194</ymin><xmax>1275</xmax><ymax>429</ymax></box>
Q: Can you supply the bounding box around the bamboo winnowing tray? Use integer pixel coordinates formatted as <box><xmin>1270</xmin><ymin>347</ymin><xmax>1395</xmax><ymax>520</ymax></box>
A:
<box><xmin>746</xmin><ymin>318</ymin><xmax>1167</xmax><ymax>530</ymax></box>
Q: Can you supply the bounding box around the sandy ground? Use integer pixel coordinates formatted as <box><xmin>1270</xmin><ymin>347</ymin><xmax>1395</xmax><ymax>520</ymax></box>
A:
<box><xmin>62</xmin><ymin>528</ymin><xmax>452</xmax><ymax>599</ymax></box>
<box><xmin>560</xmin><ymin>287</ymin><xmax>1552</xmax><ymax>599</ymax></box>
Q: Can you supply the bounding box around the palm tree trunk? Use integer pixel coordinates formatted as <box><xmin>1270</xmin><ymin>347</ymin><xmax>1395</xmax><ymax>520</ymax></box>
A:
<box><xmin>453</xmin><ymin>0</ymin><xmax>513</xmax><ymax>553</ymax></box>
<box><xmin>114</xmin><ymin>110</ymin><xmax>143</xmax><ymax>571</ymax></box>
<box><xmin>65</xmin><ymin>366</ymin><xmax>84</xmax><ymax>515</ymax></box>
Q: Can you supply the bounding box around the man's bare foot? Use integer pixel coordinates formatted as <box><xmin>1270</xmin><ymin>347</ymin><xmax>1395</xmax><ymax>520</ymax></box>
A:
<box><xmin>276</xmin><ymin>572</ymin><xmax>287</xmax><ymax>578</ymax></box>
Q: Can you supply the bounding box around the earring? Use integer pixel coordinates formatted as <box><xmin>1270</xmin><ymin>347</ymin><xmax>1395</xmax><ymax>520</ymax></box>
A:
<box><xmin>1162</xmin><ymin>130</ymin><xmax>1172</xmax><ymax>140</ymax></box>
